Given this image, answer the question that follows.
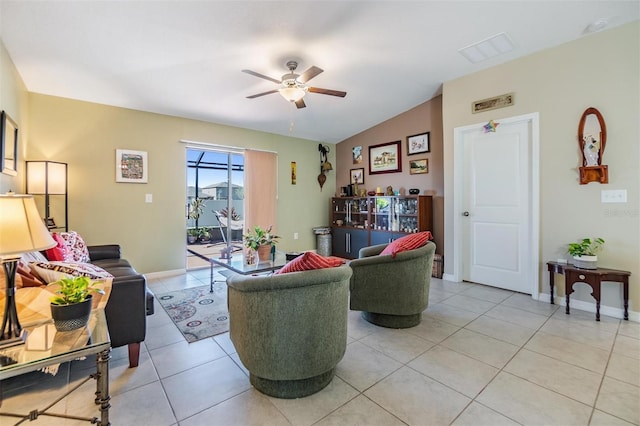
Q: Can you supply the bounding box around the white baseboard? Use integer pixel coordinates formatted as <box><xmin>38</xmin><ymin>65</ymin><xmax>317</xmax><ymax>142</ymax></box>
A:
<box><xmin>144</xmin><ymin>269</ymin><xmax>186</xmax><ymax>279</ymax></box>
<box><xmin>442</xmin><ymin>273</ymin><xmax>456</xmax><ymax>281</ymax></box>
<box><xmin>537</xmin><ymin>292</ymin><xmax>639</xmax><ymax>322</ymax></box>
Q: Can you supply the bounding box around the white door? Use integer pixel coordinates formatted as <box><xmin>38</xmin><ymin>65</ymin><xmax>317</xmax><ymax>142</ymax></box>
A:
<box><xmin>455</xmin><ymin>114</ymin><xmax>538</xmax><ymax>294</ymax></box>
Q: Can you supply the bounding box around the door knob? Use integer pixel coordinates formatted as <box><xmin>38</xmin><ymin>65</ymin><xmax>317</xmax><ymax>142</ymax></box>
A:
<box><xmin>462</xmin><ymin>211</ymin><xmax>470</xmax><ymax>216</ymax></box>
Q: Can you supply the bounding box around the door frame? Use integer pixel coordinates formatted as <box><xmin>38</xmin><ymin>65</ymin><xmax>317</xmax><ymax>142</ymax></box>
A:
<box><xmin>452</xmin><ymin>112</ymin><xmax>540</xmax><ymax>298</ymax></box>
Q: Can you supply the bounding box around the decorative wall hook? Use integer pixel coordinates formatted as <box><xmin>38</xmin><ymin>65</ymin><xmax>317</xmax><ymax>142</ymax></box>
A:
<box><xmin>317</xmin><ymin>144</ymin><xmax>332</xmax><ymax>190</ymax></box>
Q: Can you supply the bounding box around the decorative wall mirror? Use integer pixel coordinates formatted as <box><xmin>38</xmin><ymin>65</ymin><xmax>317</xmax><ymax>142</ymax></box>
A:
<box><xmin>577</xmin><ymin>107</ymin><xmax>608</xmax><ymax>184</ymax></box>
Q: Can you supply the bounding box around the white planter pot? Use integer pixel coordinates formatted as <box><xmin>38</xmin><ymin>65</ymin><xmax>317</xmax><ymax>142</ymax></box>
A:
<box><xmin>573</xmin><ymin>255</ymin><xmax>598</xmax><ymax>270</ymax></box>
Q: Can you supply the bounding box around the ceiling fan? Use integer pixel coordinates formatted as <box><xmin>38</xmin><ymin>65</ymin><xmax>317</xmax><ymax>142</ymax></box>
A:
<box><xmin>242</xmin><ymin>61</ymin><xmax>347</xmax><ymax>109</ymax></box>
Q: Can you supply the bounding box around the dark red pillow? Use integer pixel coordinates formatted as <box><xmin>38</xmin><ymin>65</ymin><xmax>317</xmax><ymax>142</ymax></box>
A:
<box><xmin>380</xmin><ymin>231</ymin><xmax>433</xmax><ymax>258</ymax></box>
<box><xmin>275</xmin><ymin>251</ymin><xmax>345</xmax><ymax>274</ymax></box>
<box><xmin>44</xmin><ymin>233</ymin><xmax>68</xmax><ymax>261</ymax></box>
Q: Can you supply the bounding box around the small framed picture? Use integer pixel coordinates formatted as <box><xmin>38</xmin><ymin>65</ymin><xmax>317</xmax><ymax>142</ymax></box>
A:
<box><xmin>291</xmin><ymin>161</ymin><xmax>297</xmax><ymax>185</ymax></box>
<box><xmin>409</xmin><ymin>158</ymin><xmax>428</xmax><ymax>175</ymax></box>
<box><xmin>407</xmin><ymin>132</ymin><xmax>430</xmax><ymax>155</ymax></box>
<box><xmin>352</xmin><ymin>145</ymin><xmax>363</xmax><ymax>164</ymax></box>
<box><xmin>116</xmin><ymin>149</ymin><xmax>148</xmax><ymax>183</ymax></box>
<box><xmin>350</xmin><ymin>168</ymin><xmax>365</xmax><ymax>185</ymax></box>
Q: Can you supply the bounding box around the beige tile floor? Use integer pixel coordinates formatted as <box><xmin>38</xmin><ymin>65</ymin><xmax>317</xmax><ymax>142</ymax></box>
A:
<box><xmin>2</xmin><ymin>269</ymin><xmax>639</xmax><ymax>426</ymax></box>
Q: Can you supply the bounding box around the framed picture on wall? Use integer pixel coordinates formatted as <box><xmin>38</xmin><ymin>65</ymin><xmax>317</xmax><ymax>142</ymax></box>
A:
<box><xmin>1</xmin><ymin>110</ymin><xmax>19</xmax><ymax>176</ymax></box>
<box><xmin>369</xmin><ymin>140</ymin><xmax>401</xmax><ymax>174</ymax></box>
<box><xmin>116</xmin><ymin>149</ymin><xmax>148</xmax><ymax>183</ymax></box>
<box><xmin>350</xmin><ymin>168</ymin><xmax>365</xmax><ymax>185</ymax></box>
<box><xmin>352</xmin><ymin>146</ymin><xmax>363</xmax><ymax>164</ymax></box>
<box><xmin>409</xmin><ymin>158</ymin><xmax>428</xmax><ymax>175</ymax></box>
<box><xmin>407</xmin><ymin>132</ymin><xmax>430</xmax><ymax>155</ymax></box>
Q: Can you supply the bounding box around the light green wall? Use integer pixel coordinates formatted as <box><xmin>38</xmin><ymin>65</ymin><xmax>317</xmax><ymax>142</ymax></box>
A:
<box><xmin>26</xmin><ymin>94</ymin><xmax>334</xmax><ymax>273</ymax></box>
<box><xmin>0</xmin><ymin>39</ymin><xmax>29</xmax><ymax>194</ymax></box>
<box><xmin>443</xmin><ymin>22</ymin><xmax>639</xmax><ymax>311</ymax></box>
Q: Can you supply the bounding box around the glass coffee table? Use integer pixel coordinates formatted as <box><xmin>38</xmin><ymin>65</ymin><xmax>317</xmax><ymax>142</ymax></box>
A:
<box><xmin>0</xmin><ymin>310</ymin><xmax>111</xmax><ymax>425</ymax></box>
<box><xmin>188</xmin><ymin>249</ymin><xmax>288</xmax><ymax>292</ymax></box>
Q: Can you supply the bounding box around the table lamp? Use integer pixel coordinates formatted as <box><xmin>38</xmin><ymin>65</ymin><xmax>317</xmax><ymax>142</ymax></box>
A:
<box><xmin>0</xmin><ymin>193</ymin><xmax>56</xmax><ymax>347</ymax></box>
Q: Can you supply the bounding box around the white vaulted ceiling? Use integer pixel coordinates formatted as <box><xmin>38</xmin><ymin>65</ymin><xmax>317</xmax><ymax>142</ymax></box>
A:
<box><xmin>1</xmin><ymin>1</ymin><xmax>638</xmax><ymax>143</ymax></box>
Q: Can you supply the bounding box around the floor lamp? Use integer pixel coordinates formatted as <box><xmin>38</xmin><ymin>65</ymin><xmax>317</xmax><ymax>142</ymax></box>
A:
<box><xmin>26</xmin><ymin>160</ymin><xmax>68</xmax><ymax>231</ymax></box>
<box><xmin>0</xmin><ymin>193</ymin><xmax>56</xmax><ymax>348</ymax></box>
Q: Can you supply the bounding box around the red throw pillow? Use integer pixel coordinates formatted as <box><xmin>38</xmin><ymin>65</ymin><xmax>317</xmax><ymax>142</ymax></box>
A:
<box><xmin>380</xmin><ymin>231</ymin><xmax>433</xmax><ymax>258</ymax></box>
<box><xmin>45</xmin><ymin>233</ymin><xmax>68</xmax><ymax>261</ymax></box>
<box><xmin>276</xmin><ymin>251</ymin><xmax>345</xmax><ymax>274</ymax></box>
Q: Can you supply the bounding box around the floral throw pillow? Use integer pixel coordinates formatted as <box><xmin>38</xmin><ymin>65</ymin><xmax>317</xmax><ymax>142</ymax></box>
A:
<box><xmin>29</xmin><ymin>261</ymin><xmax>113</xmax><ymax>283</ymax></box>
<box><xmin>58</xmin><ymin>231</ymin><xmax>91</xmax><ymax>263</ymax></box>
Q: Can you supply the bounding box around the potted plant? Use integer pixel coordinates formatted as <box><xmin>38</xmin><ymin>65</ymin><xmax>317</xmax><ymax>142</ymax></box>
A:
<box><xmin>198</xmin><ymin>226</ymin><xmax>212</xmax><ymax>243</ymax></box>
<box><xmin>187</xmin><ymin>228</ymin><xmax>200</xmax><ymax>244</ymax></box>
<box><xmin>49</xmin><ymin>276</ymin><xmax>105</xmax><ymax>331</ymax></box>
<box><xmin>243</xmin><ymin>225</ymin><xmax>280</xmax><ymax>261</ymax></box>
<box><xmin>219</xmin><ymin>206</ymin><xmax>241</xmax><ymax>221</ymax></box>
<box><xmin>568</xmin><ymin>237</ymin><xmax>605</xmax><ymax>269</ymax></box>
<box><xmin>187</xmin><ymin>198</ymin><xmax>206</xmax><ymax>243</ymax></box>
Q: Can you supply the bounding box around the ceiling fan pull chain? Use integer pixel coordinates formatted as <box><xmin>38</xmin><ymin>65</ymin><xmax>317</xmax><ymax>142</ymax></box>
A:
<box><xmin>289</xmin><ymin>103</ymin><xmax>295</xmax><ymax>133</ymax></box>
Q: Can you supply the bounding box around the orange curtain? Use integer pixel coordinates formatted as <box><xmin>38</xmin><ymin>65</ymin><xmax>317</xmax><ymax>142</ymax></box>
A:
<box><xmin>244</xmin><ymin>150</ymin><xmax>278</xmax><ymax>234</ymax></box>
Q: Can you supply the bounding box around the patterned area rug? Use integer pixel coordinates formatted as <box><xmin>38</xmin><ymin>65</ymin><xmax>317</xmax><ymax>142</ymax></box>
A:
<box><xmin>157</xmin><ymin>283</ymin><xmax>229</xmax><ymax>343</ymax></box>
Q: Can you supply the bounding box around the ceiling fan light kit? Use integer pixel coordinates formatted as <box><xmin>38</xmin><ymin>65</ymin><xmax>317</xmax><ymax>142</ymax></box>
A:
<box><xmin>279</xmin><ymin>86</ymin><xmax>307</xmax><ymax>102</ymax></box>
<box><xmin>243</xmin><ymin>60</ymin><xmax>346</xmax><ymax>109</ymax></box>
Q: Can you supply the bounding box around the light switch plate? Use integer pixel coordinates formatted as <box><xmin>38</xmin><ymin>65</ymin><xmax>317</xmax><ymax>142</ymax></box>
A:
<box><xmin>145</xmin><ymin>194</ymin><xmax>153</xmax><ymax>203</ymax></box>
<box><xmin>601</xmin><ymin>189</ymin><xmax>627</xmax><ymax>203</ymax></box>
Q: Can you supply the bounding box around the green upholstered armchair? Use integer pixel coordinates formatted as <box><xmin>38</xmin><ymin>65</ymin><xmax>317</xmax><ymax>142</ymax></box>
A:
<box><xmin>227</xmin><ymin>265</ymin><xmax>352</xmax><ymax>398</ymax></box>
<box><xmin>349</xmin><ymin>241</ymin><xmax>436</xmax><ymax>328</ymax></box>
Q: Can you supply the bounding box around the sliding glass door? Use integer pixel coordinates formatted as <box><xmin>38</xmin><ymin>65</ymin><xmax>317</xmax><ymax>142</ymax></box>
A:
<box><xmin>186</xmin><ymin>148</ymin><xmax>244</xmax><ymax>269</ymax></box>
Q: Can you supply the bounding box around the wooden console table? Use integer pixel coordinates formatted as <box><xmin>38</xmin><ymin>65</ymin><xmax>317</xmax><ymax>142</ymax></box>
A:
<box><xmin>547</xmin><ymin>261</ymin><xmax>630</xmax><ymax>321</ymax></box>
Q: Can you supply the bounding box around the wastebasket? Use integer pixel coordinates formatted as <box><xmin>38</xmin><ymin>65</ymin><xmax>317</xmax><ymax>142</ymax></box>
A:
<box><xmin>312</xmin><ymin>227</ymin><xmax>332</xmax><ymax>257</ymax></box>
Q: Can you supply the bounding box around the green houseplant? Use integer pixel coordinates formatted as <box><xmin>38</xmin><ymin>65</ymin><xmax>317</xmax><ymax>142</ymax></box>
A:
<box><xmin>187</xmin><ymin>198</ymin><xmax>206</xmax><ymax>243</ymax></box>
<box><xmin>567</xmin><ymin>237</ymin><xmax>604</xmax><ymax>269</ymax></box>
<box><xmin>187</xmin><ymin>228</ymin><xmax>200</xmax><ymax>244</ymax></box>
<box><xmin>49</xmin><ymin>276</ymin><xmax>105</xmax><ymax>331</ymax></box>
<box><xmin>243</xmin><ymin>225</ymin><xmax>279</xmax><ymax>261</ymax></box>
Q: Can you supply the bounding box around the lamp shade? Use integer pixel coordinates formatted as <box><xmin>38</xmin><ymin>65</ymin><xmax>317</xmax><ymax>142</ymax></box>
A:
<box><xmin>26</xmin><ymin>161</ymin><xmax>67</xmax><ymax>195</ymax></box>
<box><xmin>0</xmin><ymin>194</ymin><xmax>56</xmax><ymax>258</ymax></box>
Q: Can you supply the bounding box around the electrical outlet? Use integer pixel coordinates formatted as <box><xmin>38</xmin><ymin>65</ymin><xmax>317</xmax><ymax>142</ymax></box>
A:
<box><xmin>601</xmin><ymin>189</ymin><xmax>627</xmax><ymax>203</ymax></box>
<box><xmin>294</xmin><ymin>232</ymin><xmax>299</xmax><ymax>240</ymax></box>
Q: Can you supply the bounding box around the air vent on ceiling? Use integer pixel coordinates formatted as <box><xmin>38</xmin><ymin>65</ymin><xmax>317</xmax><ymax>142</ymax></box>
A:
<box><xmin>458</xmin><ymin>32</ymin><xmax>515</xmax><ymax>64</ymax></box>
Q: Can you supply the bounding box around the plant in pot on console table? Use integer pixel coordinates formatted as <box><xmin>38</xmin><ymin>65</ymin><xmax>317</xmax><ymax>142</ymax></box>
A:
<box><xmin>243</xmin><ymin>225</ymin><xmax>280</xmax><ymax>262</ymax></box>
<box><xmin>568</xmin><ymin>237</ymin><xmax>605</xmax><ymax>270</ymax></box>
<box><xmin>49</xmin><ymin>276</ymin><xmax>105</xmax><ymax>332</ymax></box>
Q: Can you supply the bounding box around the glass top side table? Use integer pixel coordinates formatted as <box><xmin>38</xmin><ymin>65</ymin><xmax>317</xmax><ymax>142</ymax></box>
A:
<box><xmin>0</xmin><ymin>309</ymin><xmax>111</xmax><ymax>425</ymax></box>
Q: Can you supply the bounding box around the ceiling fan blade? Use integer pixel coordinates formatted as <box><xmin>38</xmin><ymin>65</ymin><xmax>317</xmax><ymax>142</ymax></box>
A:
<box><xmin>246</xmin><ymin>89</ymin><xmax>279</xmax><ymax>99</ymax></box>
<box><xmin>297</xmin><ymin>66</ymin><xmax>323</xmax><ymax>84</ymax></box>
<box><xmin>295</xmin><ymin>98</ymin><xmax>306</xmax><ymax>109</ymax></box>
<box><xmin>241</xmin><ymin>69</ymin><xmax>281</xmax><ymax>84</ymax></box>
<box><xmin>308</xmin><ymin>87</ymin><xmax>347</xmax><ymax>97</ymax></box>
